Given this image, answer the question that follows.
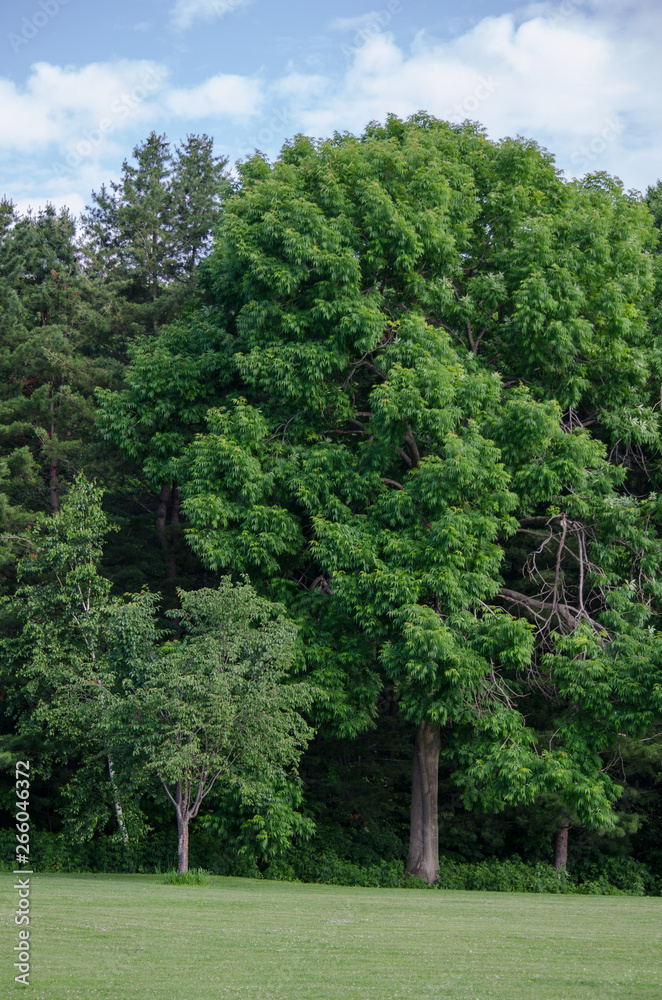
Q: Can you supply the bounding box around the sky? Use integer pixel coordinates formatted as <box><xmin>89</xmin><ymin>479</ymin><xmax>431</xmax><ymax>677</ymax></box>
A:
<box><xmin>0</xmin><ymin>0</ymin><xmax>660</xmax><ymax>218</ymax></box>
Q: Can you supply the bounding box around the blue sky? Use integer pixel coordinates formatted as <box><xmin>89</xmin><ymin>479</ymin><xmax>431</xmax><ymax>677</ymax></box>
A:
<box><xmin>1</xmin><ymin>0</ymin><xmax>660</xmax><ymax>217</ymax></box>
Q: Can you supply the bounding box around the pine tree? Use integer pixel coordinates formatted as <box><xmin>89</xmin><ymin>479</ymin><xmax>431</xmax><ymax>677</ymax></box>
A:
<box><xmin>81</xmin><ymin>132</ymin><xmax>229</xmax><ymax>345</ymax></box>
<box><xmin>0</xmin><ymin>203</ymin><xmax>119</xmax><ymax>517</ymax></box>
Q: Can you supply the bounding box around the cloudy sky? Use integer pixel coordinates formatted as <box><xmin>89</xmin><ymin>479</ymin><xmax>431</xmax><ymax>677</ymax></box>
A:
<box><xmin>1</xmin><ymin>0</ymin><xmax>660</xmax><ymax>217</ymax></box>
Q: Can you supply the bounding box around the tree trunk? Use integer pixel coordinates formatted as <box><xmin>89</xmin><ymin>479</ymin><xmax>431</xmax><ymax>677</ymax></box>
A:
<box><xmin>176</xmin><ymin>807</ymin><xmax>189</xmax><ymax>873</ymax></box>
<box><xmin>49</xmin><ymin>457</ymin><xmax>59</xmax><ymax>513</ymax></box>
<box><xmin>171</xmin><ymin>484</ymin><xmax>180</xmax><ymax>525</ymax></box>
<box><xmin>48</xmin><ymin>411</ymin><xmax>59</xmax><ymax>513</ymax></box>
<box><xmin>405</xmin><ymin>719</ymin><xmax>441</xmax><ymax>884</ymax></box>
<box><xmin>107</xmin><ymin>754</ymin><xmax>129</xmax><ymax>846</ymax></box>
<box><xmin>554</xmin><ymin>817</ymin><xmax>570</xmax><ymax>869</ymax></box>
<box><xmin>155</xmin><ymin>483</ymin><xmax>177</xmax><ymax>581</ymax></box>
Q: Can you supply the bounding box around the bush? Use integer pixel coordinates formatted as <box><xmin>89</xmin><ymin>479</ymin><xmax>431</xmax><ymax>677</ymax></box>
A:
<box><xmin>436</xmin><ymin>856</ymin><xmax>571</xmax><ymax>893</ymax></box>
<box><xmin>268</xmin><ymin>849</ymin><xmax>404</xmax><ymax>888</ymax></box>
<box><xmin>1</xmin><ymin>829</ymin><xmax>659</xmax><ymax>895</ymax></box>
<box><xmin>569</xmin><ymin>855</ymin><xmax>652</xmax><ymax>896</ymax></box>
<box><xmin>267</xmin><ymin>850</ymin><xmax>660</xmax><ymax>895</ymax></box>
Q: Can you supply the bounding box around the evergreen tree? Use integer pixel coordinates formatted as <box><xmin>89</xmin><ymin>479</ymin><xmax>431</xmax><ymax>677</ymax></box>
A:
<box><xmin>81</xmin><ymin>132</ymin><xmax>229</xmax><ymax>345</ymax></box>
<box><xmin>80</xmin><ymin>132</ymin><xmax>231</xmax><ymax>590</ymax></box>
<box><xmin>0</xmin><ymin>203</ymin><xmax>119</xmax><ymax>517</ymax></box>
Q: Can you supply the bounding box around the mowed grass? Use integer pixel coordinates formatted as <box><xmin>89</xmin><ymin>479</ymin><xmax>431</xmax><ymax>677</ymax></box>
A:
<box><xmin>1</xmin><ymin>873</ymin><xmax>660</xmax><ymax>999</ymax></box>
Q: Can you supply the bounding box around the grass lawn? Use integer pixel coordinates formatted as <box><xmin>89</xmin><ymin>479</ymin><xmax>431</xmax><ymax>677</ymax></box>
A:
<box><xmin>1</xmin><ymin>873</ymin><xmax>660</xmax><ymax>999</ymax></box>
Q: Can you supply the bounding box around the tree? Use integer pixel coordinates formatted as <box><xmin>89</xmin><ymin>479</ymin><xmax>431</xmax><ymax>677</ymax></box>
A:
<box><xmin>99</xmin><ymin>115</ymin><xmax>662</xmax><ymax>881</ymax></box>
<box><xmin>0</xmin><ymin>203</ymin><xmax>119</xmax><ymax>517</ymax></box>
<box><xmin>83</xmin><ymin>133</ymin><xmax>231</xmax><ymax>587</ymax></box>
<box><xmin>95</xmin><ymin>316</ymin><xmax>234</xmax><ymax>585</ymax></box>
<box><xmin>1</xmin><ymin>477</ymin><xmax>313</xmax><ymax>870</ymax></box>
<box><xmin>116</xmin><ymin>580</ymin><xmax>313</xmax><ymax>873</ymax></box>
<box><xmin>0</xmin><ymin>475</ymin><xmax>157</xmax><ymax>845</ymax></box>
<box><xmin>81</xmin><ymin>132</ymin><xmax>230</xmax><ymax>343</ymax></box>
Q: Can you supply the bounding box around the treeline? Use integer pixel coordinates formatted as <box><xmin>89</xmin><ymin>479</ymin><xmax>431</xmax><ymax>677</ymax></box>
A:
<box><xmin>1</xmin><ymin>117</ymin><xmax>662</xmax><ymax>889</ymax></box>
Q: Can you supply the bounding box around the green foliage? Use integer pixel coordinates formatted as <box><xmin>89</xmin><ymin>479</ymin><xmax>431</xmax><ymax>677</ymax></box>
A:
<box><xmin>4</xmin><ymin>121</ymin><xmax>662</xmax><ymax>885</ymax></box>
<box><xmin>94</xmin><ymin>115</ymin><xmax>662</xmax><ymax>857</ymax></box>
<box><xmin>265</xmin><ymin>850</ymin><xmax>404</xmax><ymax>888</ymax></box>
<box><xmin>1</xmin><ymin>480</ymin><xmax>313</xmax><ymax>864</ymax></box>
<box><xmin>117</xmin><ymin>579</ymin><xmax>313</xmax><ymax>800</ymax></box>
<box><xmin>81</xmin><ymin>132</ymin><xmax>230</xmax><ymax>341</ymax></box>
<box><xmin>95</xmin><ymin>318</ymin><xmax>234</xmax><ymax>489</ymax></box>
<box><xmin>0</xmin><ymin>203</ymin><xmax>121</xmax><ymax>522</ymax></box>
<box><xmin>199</xmin><ymin>778</ymin><xmax>314</xmax><ymax>866</ymax></box>
<box><xmin>265</xmin><ymin>849</ymin><xmax>659</xmax><ymax>895</ymax></box>
<box><xmin>0</xmin><ymin>475</ymin><xmax>159</xmax><ymax>840</ymax></box>
<box><xmin>161</xmin><ymin>867</ymin><xmax>210</xmax><ymax>885</ymax></box>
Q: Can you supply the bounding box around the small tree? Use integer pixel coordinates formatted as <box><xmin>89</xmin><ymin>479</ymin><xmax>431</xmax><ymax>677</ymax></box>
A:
<box><xmin>0</xmin><ymin>475</ymin><xmax>157</xmax><ymax>844</ymax></box>
<box><xmin>118</xmin><ymin>581</ymin><xmax>313</xmax><ymax>873</ymax></box>
<box><xmin>2</xmin><ymin>479</ymin><xmax>312</xmax><ymax>868</ymax></box>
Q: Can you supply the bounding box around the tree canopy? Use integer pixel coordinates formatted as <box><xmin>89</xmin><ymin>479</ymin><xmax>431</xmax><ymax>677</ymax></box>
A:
<box><xmin>2</xmin><ymin>117</ymin><xmax>662</xmax><ymax>887</ymax></box>
<box><xmin>97</xmin><ymin>115</ymin><xmax>662</xmax><ymax>880</ymax></box>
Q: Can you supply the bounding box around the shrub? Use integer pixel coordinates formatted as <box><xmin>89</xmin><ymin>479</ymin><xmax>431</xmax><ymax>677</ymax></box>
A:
<box><xmin>1</xmin><ymin>829</ymin><xmax>659</xmax><ymax>896</ymax></box>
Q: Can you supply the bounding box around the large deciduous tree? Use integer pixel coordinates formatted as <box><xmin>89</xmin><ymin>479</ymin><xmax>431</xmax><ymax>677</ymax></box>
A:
<box><xmin>99</xmin><ymin>115</ymin><xmax>662</xmax><ymax>881</ymax></box>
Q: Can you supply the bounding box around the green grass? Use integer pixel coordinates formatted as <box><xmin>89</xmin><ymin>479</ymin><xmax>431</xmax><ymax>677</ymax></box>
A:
<box><xmin>160</xmin><ymin>867</ymin><xmax>210</xmax><ymax>886</ymax></box>
<box><xmin>1</xmin><ymin>873</ymin><xmax>660</xmax><ymax>999</ymax></box>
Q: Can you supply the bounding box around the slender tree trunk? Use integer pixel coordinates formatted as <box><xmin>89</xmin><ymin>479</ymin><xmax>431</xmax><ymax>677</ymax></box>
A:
<box><xmin>176</xmin><ymin>808</ymin><xmax>189</xmax><ymax>874</ymax></box>
<box><xmin>405</xmin><ymin>719</ymin><xmax>441</xmax><ymax>884</ymax></box>
<box><xmin>156</xmin><ymin>482</ymin><xmax>169</xmax><ymax>536</ymax></box>
<box><xmin>48</xmin><ymin>411</ymin><xmax>59</xmax><ymax>512</ymax></box>
<box><xmin>554</xmin><ymin>817</ymin><xmax>570</xmax><ymax>869</ymax></box>
<box><xmin>155</xmin><ymin>483</ymin><xmax>177</xmax><ymax>580</ymax></box>
<box><xmin>49</xmin><ymin>457</ymin><xmax>59</xmax><ymax>513</ymax></box>
<box><xmin>171</xmin><ymin>484</ymin><xmax>180</xmax><ymax>525</ymax></box>
<box><xmin>107</xmin><ymin>754</ymin><xmax>129</xmax><ymax>846</ymax></box>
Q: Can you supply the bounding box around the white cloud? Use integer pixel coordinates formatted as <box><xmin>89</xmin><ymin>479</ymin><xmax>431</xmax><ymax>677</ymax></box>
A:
<box><xmin>272</xmin><ymin>73</ymin><xmax>329</xmax><ymax>101</ymax></box>
<box><xmin>0</xmin><ymin>59</ymin><xmax>263</xmax><ymax>159</ymax></box>
<box><xmin>281</xmin><ymin>6</ymin><xmax>662</xmax><ymax>190</ymax></box>
<box><xmin>0</xmin><ymin>59</ymin><xmax>264</xmax><ymax>215</ymax></box>
<box><xmin>0</xmin><ymin>60</ymin><xmax>169</xmax><ymax>154</ymax></box>
<box><xmin>296</xmin><ymin>16</ymin><xmax>625</xmax><ymax>138</ymax></box>
<box><xmin>167</xmin><ymin>74</ymin><xmax>263</xmax><ymax>117</ymax></box>
<box><xmin>169</xmin><ymin>0</ymin><xmax>249</xmax><ymax>31</ymax></box>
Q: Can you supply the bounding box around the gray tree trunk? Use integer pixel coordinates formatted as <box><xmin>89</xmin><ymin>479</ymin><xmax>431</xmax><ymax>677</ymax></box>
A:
<box><xmin>176</xmin><ymin>808</ymin><xmax>189</xmax><ymax>874</ymax></box>
<box><xmin>156</xmin><ymin>483</ymin><xmax>177</xmax><ymax>581</ymax></box>
<box><xmin>107</xmin><ymin>754</ymin><xmax>129</xmax><ymax>846</ymax></box>
<box><xmin>405</xmin><ymin>719</ymin><xmax>441</xmax><ymax>884</ymax></box>
<box><xmin>554</xmin><ymin>817</ymin><xmax>570</xmax><ymax>869</ymax></box>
